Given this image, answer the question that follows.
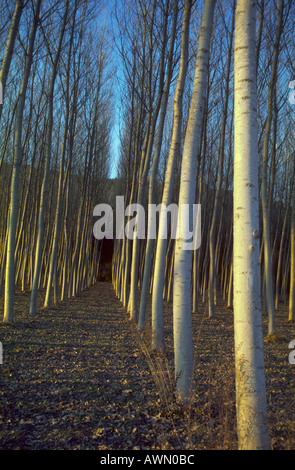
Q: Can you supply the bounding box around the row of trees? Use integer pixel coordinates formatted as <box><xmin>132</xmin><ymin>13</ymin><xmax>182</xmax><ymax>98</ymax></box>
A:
<box><xmin>111</xmin><ymin>0</ymin><xmax>295</xmax><ymax>450</ymax></box>
<box><xmin>0</xmin><ymin>0</ymin><xmax>113</xmax><ymax>322</ymax></box>
<box><xmin>1</xmin><ymin>0</ymin><xmax>295</xmax><ymax>451</ymax></box>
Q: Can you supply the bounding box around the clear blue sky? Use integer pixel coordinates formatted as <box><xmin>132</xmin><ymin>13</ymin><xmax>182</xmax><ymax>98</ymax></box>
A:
<box><xmin>101</xmin><ymin>0</ymin><xmax>124</xmax><ymax>179</ymax></box>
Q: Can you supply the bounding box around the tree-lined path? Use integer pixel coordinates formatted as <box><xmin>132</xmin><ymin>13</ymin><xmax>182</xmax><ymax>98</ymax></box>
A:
<box><xmin>1</xmin><ymin>0</ymin><xmax>295</xmax><ymax>452</ymax></box>
<box><xmin>0</xmin><ymin>281</ymin><xmax>294</xmax><ymax>450</ymax></box>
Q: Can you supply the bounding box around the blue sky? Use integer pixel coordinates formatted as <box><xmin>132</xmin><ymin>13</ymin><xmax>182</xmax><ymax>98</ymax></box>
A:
<box><xmin>100</xmin><ymin>0</ymin><xmax>124</xmax><ymax>179</ymax></box>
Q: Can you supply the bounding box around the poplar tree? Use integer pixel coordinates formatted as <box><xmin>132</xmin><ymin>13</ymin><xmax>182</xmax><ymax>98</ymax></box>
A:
<box><xmin>3</xmin><ymin>0</ymin><xmax>42</xmax><ymax>323</ymax></box>
<box><xmin>173</xmin><ymin>0</ymin><xmax>217</xmax><ymax>402</ymax></box>
<box><xmin>233</xmin><ymin>0</ymin><xmax>270</xmax><ymax>450</ymax></box>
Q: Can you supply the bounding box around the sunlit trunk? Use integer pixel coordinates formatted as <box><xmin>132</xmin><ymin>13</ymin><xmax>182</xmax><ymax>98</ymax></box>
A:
<box><xmin>233</xmin><ymin>0</ymin><xmax>270</xmax><ymax>449</ymax></box>
<box><xmin>29</xmin><ymin>1</ymin><xmax>69</xmax><ymax>314</ymax></box>
<box><xmin>173</xmin><ymin>0</ymin><xmax>216</xmax><ymax>402</ymax></box>
<box><xmin>4</xmin><ymin>0</ymin><xmax>41</xmax><ymax>323</ymax></box>
<box><xmin>151</xmin><ymin>0</ymin><xmax>192</xmax><ymax>350</ymax></box>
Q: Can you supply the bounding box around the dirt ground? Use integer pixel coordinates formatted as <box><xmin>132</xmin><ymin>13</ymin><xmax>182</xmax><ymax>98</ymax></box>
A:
<box><xmin>0</xmin><ymin>281</ymin><xmax>294</xmax><ymax>450</ymax></box>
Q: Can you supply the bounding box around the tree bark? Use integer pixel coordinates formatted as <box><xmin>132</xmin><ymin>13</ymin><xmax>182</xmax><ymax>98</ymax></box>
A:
<box><xmin>138</xmin><ymin>0</ymin><xmax>178</xmax><ymax>332</ymax></box>
<box><xmin>3</xmin><ymin>0</ymin><xmax>41</xmax><ymax>323</ymax></box>
<box><xmin>261</xmin><ymin>0</ymin><xmax>284</xmax><ymax>335</ymax></box>
<box><xmin>208</xmin><ymin>0</ymin><xmax>235</xmax><ymax>318</ymax></box>
<box><xmin>29</xmin><ymin>1</ymin><xmax>69</xmax><ymax>314</ymax></box>
<box><xmin>151</xmin><ymin>0</ymin><xmax>193</xmax><ymax>351</ymax></box>
<box><xmin>173</xmin><ymin>0</ymin><xmax>216</xmax><ymax>402</ymax></box>
<box><xmin>233</xmin><ymin>0</ymin><xmax>270</xmax><ymax>450</ymax></box>
<box><xmin>0</xmin><ymin>0</ymin><xmax>25</xmax><ymax>122</ymax></box>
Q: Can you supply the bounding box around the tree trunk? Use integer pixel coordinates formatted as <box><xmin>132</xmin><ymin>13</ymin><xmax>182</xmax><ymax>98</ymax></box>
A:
<box><xmin>3</xmin><ymin>0</ymin><xmax>42</xmax><ymax>323</ymax></box>
<box><xmin>0</xmin><ymin>0</ymin><xmax>24</xmax><ymax>122</ymax></box>
<box><xmin>29</xmin><ymin>1</ymin><xmax>69</xmax><ymax>314</ymax></box>
<box><xmin>261</xmin><ymin>0</ymin><xmax>284</xmax><ymax>335</ymax></box>
<box><xmin>208</xmin><ymin>0</ymin><xmax>235</xmax><ymax>318</ymax></box>
<box><xmin>151</xmin><ymin>0</ymin><xmax>193</xmax><ymax>351</ymax></box>
<box><xmin>138</xmin><ymin>0</ymin><xmax>178</xmax><ymax>332</ymax></box>
<box><xmin>44</xmin><ymin>8</ymin><xmax>76</xmax><ymax>307</ymax></box>
<box><xmin>233</xmin><ymin>0</ymin><xmax>270</xmax><ymax>450</ymax></box>
<box><xmin>173</xmin><ymin>0</ymin><xmax>216</xmax><ymax>402</ymax></box>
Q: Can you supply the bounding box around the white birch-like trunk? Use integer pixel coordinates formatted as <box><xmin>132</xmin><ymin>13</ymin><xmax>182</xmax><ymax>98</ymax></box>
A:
<box><xmin>233</xmin><ymin>0</ymin><xmax>270</xmax><ymax>450</ymax></box>
<box><xmin>173</xmin><ymin>0</ymin><xmax>216</xmax><ymax>402</ymax></box>
<box><xmin>151</xmin><ymin>0</ymin><xmax>192</xmax><ymax>351</ymax></box>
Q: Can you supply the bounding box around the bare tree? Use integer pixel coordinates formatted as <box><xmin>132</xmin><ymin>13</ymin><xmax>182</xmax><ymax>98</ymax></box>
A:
<box><xmin>173</xmin><ymin>0</ymin><xmax>216</xmax><ymax>402</ymax></box>
<box><xmin>4</xmin><ymin>0</ymin><xmax>42</xmax><ymax>323</ymax></box>
<box><xmin>233</xmin><ymin>0</ymin><xmax>270</xmax><ymax>450</ymax></box>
